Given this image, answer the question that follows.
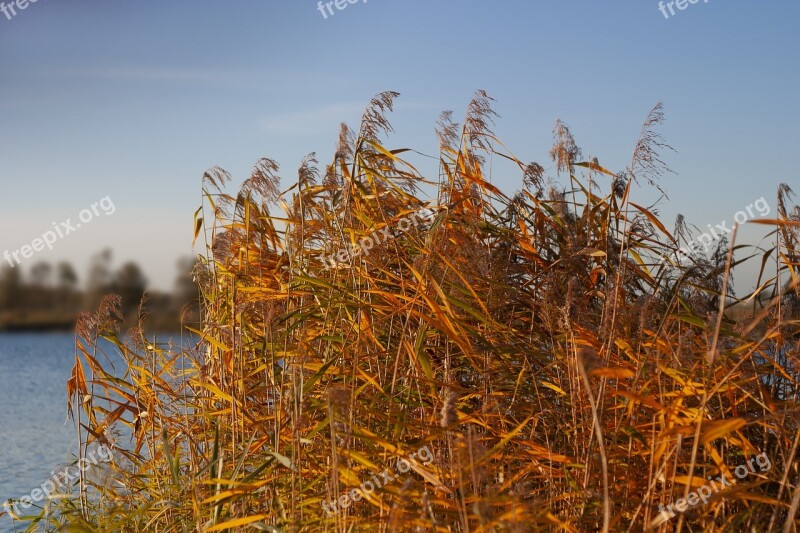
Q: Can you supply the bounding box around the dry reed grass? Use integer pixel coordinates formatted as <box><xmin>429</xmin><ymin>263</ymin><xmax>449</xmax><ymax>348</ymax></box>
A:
<box><xmin>12</xmin><ymin>91</ymin><xmax>800</xmax><ymax>532</ymax></box>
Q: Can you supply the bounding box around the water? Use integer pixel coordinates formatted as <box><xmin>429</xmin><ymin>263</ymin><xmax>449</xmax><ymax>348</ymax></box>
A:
<box><xmin>0</xmin><ymin>332</ymin><xmax>198</xmax><ymax>532</ymax></box>
<box><xmin>0</xmin><ymin>333</ymin><xmax>78</xmax><ymax>533</ymax></box>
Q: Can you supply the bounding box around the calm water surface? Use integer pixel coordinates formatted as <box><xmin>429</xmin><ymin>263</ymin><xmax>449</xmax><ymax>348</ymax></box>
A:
<box><xmin>0</xmin><ymin>333</ymin><xmax>78</xmax><ymax>532</ymax></box>
<box><xmin>0</xmin><ymin>333</ymin><xmax>193</xmax><ymax>532</ymax></box>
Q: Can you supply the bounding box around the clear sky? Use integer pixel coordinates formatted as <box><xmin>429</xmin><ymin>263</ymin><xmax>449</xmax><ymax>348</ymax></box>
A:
<box><xmin>1</xmin><ymin>0</ymin><xmax>798</xmax><ymax>290</ymax></box>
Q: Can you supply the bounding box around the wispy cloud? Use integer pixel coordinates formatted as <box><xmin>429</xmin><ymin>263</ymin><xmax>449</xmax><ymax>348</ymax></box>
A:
<box><xmin>15</xmin><ymin>67</ymin><xmax>236</xmax><ymax>83</ymax></box>
<box><xmin>9</xmin><ymin>67</ymin><xmax>351</xmax><ymax>91</ymax></box>
<box><xmin>259</xmin><ymin>103</ymin><xmax>366</xmax><ymax>136</ymax></box>
<box><xmin>61</xmin><ymin>67</ymin><xmax>228</xmax><ymax>82</ymax></box>
<box><xmin>259</xmin><ymin>101</ymin><xmax>443</xmax><ymax>137</ymax></box>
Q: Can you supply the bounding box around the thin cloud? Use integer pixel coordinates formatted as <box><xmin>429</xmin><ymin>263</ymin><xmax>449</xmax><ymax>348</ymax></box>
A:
<box><xmin>17</xmin><ymin>67</ymin><xmax>233</xmax><ymax>82</ymax></box>
<box><xmin>9</xmin><ymin>67</ymin><xmax>351</xmax><ymax>91</ymax></box>
<box><xmin>64</xmin><ymin>67</ymin><xmax>227</xmax><ymax>82</ymax></box>
<box><xmin>260</xmin><ymin>103</ymin><xmax>366</xmax><ymax>136</ymax></box>
<box><xmin>259</xmin><ymin>101</ymin><xmax>443</xmax><ymax>137</ymax></box>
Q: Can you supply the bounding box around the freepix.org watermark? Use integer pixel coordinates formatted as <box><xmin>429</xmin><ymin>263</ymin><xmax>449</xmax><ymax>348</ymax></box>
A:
<box><xmin>3</xmin><ymin>196</ymin><xmax>116</xmax><ymax>268</ymax></box>
<box><xmin>3</xmin><ymin>444</ymin><xmax>114</xmax><ymax>518</ymax></box>
<box><xmin>660</xmin><ymin>196</ymin><xmax>770</xmax><ymax>267</ymax></box>
<box><xmin>1</xmin><ymin>0</ymin><xmax>41</xmax><ymax>22</ymax></box>
<box><xmin>657</xmin><ymin>452</ymin><xmax>772</xmax><ymax>521</ymax></box>
<box><xmin>658</xmin><ymin>0</ymin><xmax>710</xmax><ymax>20</ymax></box>
<box><xmin>321</xmin><ymin>444</ymin><xmax>434</xmax><ymax>516</ymax></box>
<box><xmin>316</xmin><ymin>0</ymin><xmax>368</xmax><ymax>20</ymax></box>
<box><xmin>322</xmin><ymin>209</ymin><xmax>432</xmax><ymax>270</ymax></box>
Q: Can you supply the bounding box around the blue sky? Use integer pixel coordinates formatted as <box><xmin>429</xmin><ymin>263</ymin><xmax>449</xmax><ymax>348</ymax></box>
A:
<box><xmin>1</xmin><ymin>0</ymin><xmax>798</xmax><ymax>290</ymax></box>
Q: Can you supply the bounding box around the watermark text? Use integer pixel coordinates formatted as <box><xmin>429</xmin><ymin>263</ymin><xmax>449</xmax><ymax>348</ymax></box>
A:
<box><xmin>3</xmin><ymin>196</ymin><xmax>116</xmax><ymax>268</ymax></box>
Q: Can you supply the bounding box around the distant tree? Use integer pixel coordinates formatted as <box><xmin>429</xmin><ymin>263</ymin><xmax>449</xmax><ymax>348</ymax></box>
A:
<box><xmin>57</xmin><ymin>262</ymin><xmax>79</xmax><ymax>291</ymax></box>
<box><xmin>85</xmin><ymin>249</ymin><xmax>113</xmax><ymax>308</ymax></box>
<box><xmin>0</xmin><ymin>265</ymin><xmax>22</xmax><ymax>311</ymax></box>
<box><xmin>29</xmin><ymin>262</ymin><xmax>54</xmax><ymax>308</ymax></box>
<box><xmin>113</xmin><ymin>261</ymin><xmax>148</xmax><ymax>313</ymax></box>
<box><xmin>174</xmin><ymin>257</ymin><xmax>198</xmax><ymax>304</ymax></box>
<box><xmin>30</xmin><ymin>261</ymin><xmax>53</xmax><ymax>288</ymax></box>
<box><xmin>53</xmin><ymin>262</ymin><xmax>81</xmax><ymax>312</ymax></box>
<box><xmin>173</xmin><ymin>257</ymin><xmax>200</xmax><ymax>325</ymax></box>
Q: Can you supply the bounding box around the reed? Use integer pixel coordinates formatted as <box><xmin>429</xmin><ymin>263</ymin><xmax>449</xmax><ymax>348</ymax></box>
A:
<box><xmin>23</xmin><ymin>91</ymin><xmax>800</xmax><ymax>531</ymax></box>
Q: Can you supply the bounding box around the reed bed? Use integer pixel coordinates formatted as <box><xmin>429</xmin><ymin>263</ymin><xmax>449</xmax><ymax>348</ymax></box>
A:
<box><xmin>16</xmin><ymin>91</ymin><xmax>800</xmax><ymax>531</ymax></box>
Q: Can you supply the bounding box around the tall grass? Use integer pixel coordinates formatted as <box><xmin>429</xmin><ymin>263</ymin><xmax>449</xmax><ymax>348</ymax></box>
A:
<box><xmin>16</xmin><ymin>91</ymin><xmax>800</xmax><ymax>531</ymax></box>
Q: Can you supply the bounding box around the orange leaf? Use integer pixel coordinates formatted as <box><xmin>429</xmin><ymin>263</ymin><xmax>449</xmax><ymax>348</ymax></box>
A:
<box><xmin>701</xmin><ymin>418</ymin><xmax>747</xmax><ymax>445</ymax></box>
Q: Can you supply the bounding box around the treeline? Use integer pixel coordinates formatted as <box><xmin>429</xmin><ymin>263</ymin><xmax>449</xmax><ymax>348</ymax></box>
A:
<box><xmin>0</xmin><ymin>249</ymin><xmax>198</xmax><ymax>331</ymax></box>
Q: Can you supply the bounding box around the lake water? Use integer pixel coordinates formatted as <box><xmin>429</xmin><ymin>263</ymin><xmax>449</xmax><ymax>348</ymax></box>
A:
<box><xmin>0</xmin><ymin>333</ymin><xmax>78</xmax><ymax>532</ymax></box>
<box><xmin>0</xmin><ymin>332</ymin><xmax>194</xmax><ymax>532</ymax></box>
